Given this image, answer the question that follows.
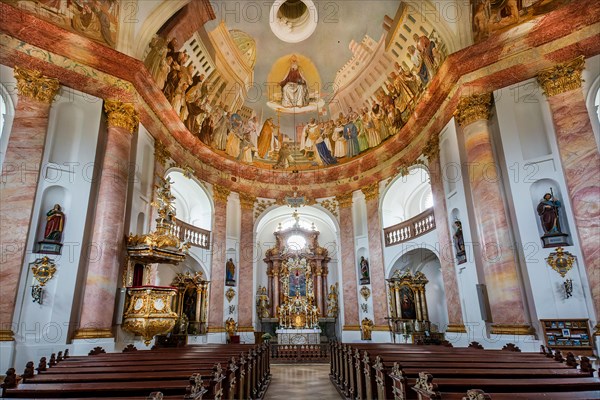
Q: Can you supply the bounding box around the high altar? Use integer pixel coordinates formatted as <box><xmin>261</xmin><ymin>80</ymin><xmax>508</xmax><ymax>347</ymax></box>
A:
<box><xmin>258</xmin><ymin>211</ymin><xmax>337</xmax><ymax>344</ymax></box>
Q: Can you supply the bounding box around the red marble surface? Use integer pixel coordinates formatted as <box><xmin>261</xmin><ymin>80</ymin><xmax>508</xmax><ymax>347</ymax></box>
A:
<box><xmin>547</xmin><ymin>90</ymin><xmax>600</xmax><ymax>322</ymax></box>
<box><xmin>78</xmin><ymin>124</ymin><xmax>133</xmax><ymax>331</ymax></box>
<box><xmin>237</xmin><ymin>207</ymin><xmax>254</xmax><ymax>329</ymax></box>
<box><xmin>207</xmin><ymin>197</ymin><xmax>227</xmax><ymax>329</ymax></box>
<box><xmin>339</xmin><ymin>205</ymin><xmax>359</xmax><ymax>328</ymax></box>
<box><xmin>463</xmin><ymin>120</ymin><xmax>528</xmax><ymax>327</ymax></box>
<box><xmin>364</xmin><ymin>196</ymin><xmax>388</xmax><ymax>327</ymax></box>
<box><xmin>429</xmin><ymin>155</ymin><xmax>465</xmax><ymax>327</ymax></box>
<box><xmin>0</xmin><ymin>1</ymin><xmax>598</xmax><ymax>199</ymax></box>
<box><xmin>0</xmin><ymin>97</ymin><xmax>52</xmax><ymax>334</ymax></box>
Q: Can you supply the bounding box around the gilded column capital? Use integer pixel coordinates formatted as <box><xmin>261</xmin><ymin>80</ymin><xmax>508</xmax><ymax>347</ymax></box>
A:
<box><xmin>537</xmin><ymin>56</ymin><xmax>585</xmax><ymax>97</ymax></box>
<box><xmin>335</xmin><ymin>192</ymin><xmax>354</xmax><ymax>208</ymax></box>
<box><xmin>239</xmin><ymin>193</ymin><xmax>256</xmax><ymax>211</ymax></box>
<box><xmin>213</xmin><ymin>184</ymin><xmax>230</xmax><ymax>203</ymax></box>
<box><xmin>454</xmin><ymin>93</ymin><xmax>492</xmax><ymax>127</ymax></box>
<box><xmin>104</xmin><ymin>100</ymin><xmax>139</xmax><ymax>134</ymax></box>
<box><xmin>14</xmin><ymin>66</ymin><xmax>59</xmax><ymax>104</ymax></box>
<box><xmin>154</xmin><ymin>140</ymin><xmax>171</xmax><ymax>166</ymax></box>
<box><xmin>423</xmin><ymin>134</ymin><xmax>440</xmax><ymax>161</ymax></box>
<box><xmin>361</xmin><ymin>182</ymin><xmax>380</xmax><ymax>202</ymax></box>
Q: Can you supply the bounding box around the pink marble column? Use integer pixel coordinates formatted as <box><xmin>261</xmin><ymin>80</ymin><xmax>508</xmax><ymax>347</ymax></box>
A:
<box><xmin>537</xmin><ymin>57</ymin><xmax>600</xmax><ymax>334</ymax></box>
<box><xmin>237</xmin><ymin>193</ymin><xmax>255</xmax><ymax>331</ymax></box>
<box><xmin>361</xmin><ymin>184</ymin><xmax>389</xmax><ymax>328</ymax></box>
<box><xmin>0</xmin><ymin>67</ymin><xmax>59</xmax><ymax>341</ymax></box>
<box><xmin>207</xmin><ymin>185</ymin><xmax>229</xmax><ymax>333</ymax></box>
<box><xmin>455</xmin><ymin>93</ymin><xmax>533</xmax><ymax>335</ymax></box>
<box><xmin>74</xmin><ymin>100</ymin><xmax>138</xmax><ymax>339</ymax></box>
<box><xmin>336</xmin><ymin>193</ymin><xmax>359</xmax><ymax>330</ymax></box>
<box><xmin>428</xmin><ymin>153</ymin><xmax>466</xmax><ymax>333</ymax></box>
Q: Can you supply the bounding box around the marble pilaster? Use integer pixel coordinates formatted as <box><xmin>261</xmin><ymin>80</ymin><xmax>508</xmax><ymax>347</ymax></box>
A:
<box><xmin>456</xmin><ymin>93</ymin><xmax>533</xmax><ymax>335</ymax></box>
<box><xmin>428</xmin><ymin>151</ymin><xmax>466</xmax><ymax>333</ymax></box>
<box><xmin>0</xmin><ymin>67</ymin><xmax>59</xmax><ymax>341</ymax></box>
<box><xmin>74</xmin><ymin>100</ymin><xmax>138</xmax><ymax>339</ymax></box>
<box><xmin>207</xmin><ymin>185</ymin><xmax>229</xmax><ymax>332</ymax></box>
<box><xmin>537</xmin><ymin>56</ymin><xmax>600</xmax><ymax>334</ymax></box>
<box><xmin>336</xmin><ymin>193</ymin><xmax>359</xmax><ymax>329</ymax></box>
<box><xmin>238</xmin><ymin>193</ymin><xmax>255</xmax><ymax>330</ymax></box>
<box><xmin>361</xmin><ymin>183</ymin><xmax>388</xmax><ymax>327</ymax></box>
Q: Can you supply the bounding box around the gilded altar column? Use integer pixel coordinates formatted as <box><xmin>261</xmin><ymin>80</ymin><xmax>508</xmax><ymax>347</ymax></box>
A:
<box><xmin>361</xmin><ymin>183</ymin><xmax>389</xmax><ymax>327</ymax></box>
<box><xmin>267</xmin><ymin>266</ymin><xmax>274</xmax><ymax>316</ymax></box>
<box><xmin>537</xmin><ymin>56</ymin><xmax>600</xmax><ymax>335</ymax></box>
<box><xmin>238</xmin><ymin>193</ymin><xmax>256</xmax><ymax>331</ymax></box>
<box><xmin>75</xmin><ymin>100</ymin><xmax>139</xmax><ymax>339</ymax></box>
<box><xmin>455</xmin><ymin>93</ymin><xmax>533</xmax><ymax>335</ymax></box>
<box><xmin>426</xmin><ymin>142</ymin><xmax>466</xmax><ymax>333</ymax></box>
<box><xmin>315</xmin><ymin>264</ymin><xmax>323</xmax><ymax>313</ymax></box>
<box><xmin>336</xmin><ymin>193</ymin><xmax>360</xmax><ymax>330</ymax></box>
<box><xmin>207</xmin><ymin>185</ymin><xmax>229</xmax><ymax>333</ymax></box>
<box><xmin>272</xmin><ymin>260</ymin><xmax>281</xmax><ymax>315</ymax></box>
<box><xmin>0</xmin><ymin>67</ymin><xmax>59</xmax><ymax>341</ymax></box>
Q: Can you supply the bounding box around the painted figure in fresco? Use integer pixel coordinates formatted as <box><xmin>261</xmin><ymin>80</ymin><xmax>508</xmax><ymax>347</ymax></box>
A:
<box><xmin>225</xmin><ymin>258</ymin><xmax>236</xmax><ymax>286</ymax></box>
<box><xmin>280</xmin><ymin>55</ymin><xmax>309</xmax><ymax>108</ymax></box>
<box><xmin>273</xmin><ymin>143</ymin><xmax>294</xmax><ymax>169</ymax></box>
<box><xmin>537</xmin><ymin>192</ymin><xmax>563</xmax><ymax>235</ymax></box>
<box><xmin>44</xmin><ymin>204</ymin><xmax>65</xmax><ymax>242</ymax></box>
<box><xmin>359</xmin><ymin>256</ymin><xmax>370</xmax><ymax>285</ymax></box>
<box><xmin>343</xmin><ymin>114</ymin><xmax>360</xmax><ymax>158</ymax></box>
<box><xmin>400</xmin><ymin>286</ymin><xmax>417</xmax><ymax>319</ymax></box>
<box><xmin>257</xmin><ymin>118</ymin><xmax>277</xmax><ymax>159</ymax></box>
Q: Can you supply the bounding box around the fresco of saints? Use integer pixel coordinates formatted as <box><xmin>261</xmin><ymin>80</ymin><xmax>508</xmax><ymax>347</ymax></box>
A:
<box><xmin>280</xmin><ymin>55</ymin><xmax>309</xmax><ymax>108</ymax></box>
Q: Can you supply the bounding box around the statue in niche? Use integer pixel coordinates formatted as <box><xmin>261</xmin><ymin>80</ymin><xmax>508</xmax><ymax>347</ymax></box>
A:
<box><xmin>361</xmin><ymin>318</ymin><xmax>373</xmax><ymax>340</ymax></box>
<box><xmin>537</xmin><ymin>190</ymin><xmax>569</xmax><ymax>247</ymax></box>
<box><xmin>359</xmin><ymin>256</ymin><xmax>370</xmax><ymax>285</ymax></box>
<box><xmin>453</xmin><ymin>220</ymin><xmax>467</xmax><ymax>265</ymax></box>
<box><xmin>225</xmin><ymin>258</ymin><xmax>236</xmax><ymax>287</ymax></box>
<box><xmin>43</xmin><ymin>204</ymin><xmax>65</xmax><ymax>242</ymax></box>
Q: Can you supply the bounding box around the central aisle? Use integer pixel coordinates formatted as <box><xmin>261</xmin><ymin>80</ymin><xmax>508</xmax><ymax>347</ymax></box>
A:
<box><xmin>264</xmin><ymin>364</ymin><xmax>341</xmax><ymax>399</ymax></box>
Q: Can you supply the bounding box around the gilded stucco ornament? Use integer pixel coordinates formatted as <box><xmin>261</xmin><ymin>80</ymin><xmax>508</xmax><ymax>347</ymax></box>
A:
<box><xmin>121</xmin><ymin>287</ymin><xmax>178</xmax><ymax>345</ymax></box>
<box><xmin>537</xmin><ymin>56</ymin><xmax>585</xmax><ymax>97</ymax></box>
<box><xmin>104</xmin><ymin>100</ymin><xmax>139</xmax><ymax>134</ymax></box>
<box><xmin>239</xmin><ymin>193</ymin><xmax>257</xmax><ymax>211</ymax></box>
<box><xmin>317</xmin><ymin>198</ymin><xmax>339</xmax><ymax>218</ymax></box>
<box><xmin>153</xmin><ymin>140</ymin><xmax>171</xmax><ymax>167</ymax></box>
<box><xmin>335</xmin><ymin>193</ymin><xmax>353</xmax><ymax>209</ymax></box>
<box><xmin>360</xmin><ymin>286</ymin><xmax>371</xmax><ymax>301</ymax></box>
<box><xmin>226</xmin><ymin>287</ymin><xmax>236</xmax><ymax>303</ymax></box>
<box><xmin>213</xmin><ymin>185</ymin><xmax>231</xmax><ymax>203</ymax></box>
<box><xmin>454</xmin><ymin>93</ymin><xmax>492</xmax><ymax>126</ymax></box>
<box><xmin>254</xmin><ymin>199</ymin><xmax>277</xmax><ymax>219</ymax></box>
<box><xmin>422</xmin><ymin>134</ymin><xmax>440</xmax><ymax>161</ymax></box>
<box><xmin>31</xmin><ymin>256</ymin><xmax>57</xmax><ymax>286</ymax></box>
<box><xmin>361</xmin><ymin>183</ymin><xmax>379</xmax><ymax>202</ymax></box>
<box><xmin>14</xmin><ymin>66</ymin><xmax>60</xmax><ymax>103</ymax></box>
<box><xmin>546</xmin><ymin>247</ymin><xmax>575</xmax><ymax>278</ymax></box>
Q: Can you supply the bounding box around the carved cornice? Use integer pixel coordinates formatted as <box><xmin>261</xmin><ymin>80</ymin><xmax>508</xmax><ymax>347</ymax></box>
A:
<box><xmin>13</xmin><ymin>66</ymin><xmax>59</xmax><ymax>103</ymax></box>
<box><xmin>154</xmin><ymin>140</ymin><xmax>171</xmax><ymax>167</ymax></box>
<box><xmin>239</xmin><ymin>193</ymin><xmax>256</xmax><ymax>211</ymax></box>
<box><xmin>335</xmin><ymin>193</ymin><xmax>354</xmax><ymax>209</ymax></box>
<box><xmin>454</xmin><ymin>93</ymin><xmax>492</xmax><ymax>127</ymax></box>
<box><xmin>104</xmin><ymin>100</ymin><xmax>139</xmax><ymax>133</ymax></box>
<box><xmin>537</xmin><ymin>56</ymin><xmax>585</xmax><ymax>97</ymax></box>
<box><xmin>213</xmin><ymin>185</ymin><xmax>230</xmax><ymax>203</ymax></box>
<box><xmin>361</xmin><ymin>183</ymin><xmax>380</xmax><ymax>202</ymax></box>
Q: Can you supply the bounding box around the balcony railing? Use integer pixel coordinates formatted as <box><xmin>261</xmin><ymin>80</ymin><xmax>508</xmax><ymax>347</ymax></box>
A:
<box><xmin>170</xmin><ymin>220</ymin><xmax>211</xmax><ymax>249</ymax></box>
<box><xmin>383</xmin><ymin>208</ymin><xmax>436</xmax><ymax>247</ymax></box>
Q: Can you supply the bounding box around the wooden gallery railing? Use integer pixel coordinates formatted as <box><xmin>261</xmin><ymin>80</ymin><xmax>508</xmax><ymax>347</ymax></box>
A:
<box><xmin>169</xmin><ymin>220</ymin><xmax>211</xmax><ymax>249</ymax></box>
<box><xmin>270</xmin><ymin>343</ymin><xmax>329</xmax><ymax>363</ymax></box>
<box><xmin>383</xmin><ymin>208</ymin><xmax>435</xmax><ymax>247</ymax></box>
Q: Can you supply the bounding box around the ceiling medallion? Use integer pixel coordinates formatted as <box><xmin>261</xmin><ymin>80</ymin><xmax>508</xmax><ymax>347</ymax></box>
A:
<box><xmin>270</xmin><ymin>0</ymin><xmax>318</xmax><ymax>43</ymax></box>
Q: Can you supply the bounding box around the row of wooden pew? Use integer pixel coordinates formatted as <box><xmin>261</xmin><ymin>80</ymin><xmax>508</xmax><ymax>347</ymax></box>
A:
<box><xmin>1</xmin><ymin>343</ymin><xmax>270</xmax><ymax>399</ymax></box>
<box><xmin>329</xmin><ymin>341</ymin><xmax>600</xmax><ymax>399</ymax></box>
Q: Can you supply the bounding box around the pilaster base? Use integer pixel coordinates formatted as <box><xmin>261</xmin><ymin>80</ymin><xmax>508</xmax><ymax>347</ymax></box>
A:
<box><xmin>446</xmin><ymin>324</ymin><xmax>467</xmax><ymax>333</ymax></box>
<box><xmin>206</xmin><ymin>332</ymin><xmax>227</xmax><ymax>343</ymax></box>
<box><xmin>73</xmin><ymin>328</ymin><xmax>114</xmax><ymax>339</ymax></box>
<box><xmin>490</xmin><ymin>324</ymin><xmax>536</xmax><ymax>335</ymax></box>
<box><xmin>0</xmin><ymin>329</ymin><xmax>15</xmax><ymax>341</ymax></box>
<box><xmin>0</xmin><ymin>340</ymin><xmax>15</xmax><ymax>375</ymax></box>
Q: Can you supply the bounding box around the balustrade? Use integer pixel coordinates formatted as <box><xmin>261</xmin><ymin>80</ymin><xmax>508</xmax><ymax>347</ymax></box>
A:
<box><xmin>383</xmin><ymin>208</ymin><xmax>435</xmax><ymax>247</ymax></box>
<box><xmin>168</xmin><ymin>220</ymin><xmax>211</xmax><ymax>249</ymax></box>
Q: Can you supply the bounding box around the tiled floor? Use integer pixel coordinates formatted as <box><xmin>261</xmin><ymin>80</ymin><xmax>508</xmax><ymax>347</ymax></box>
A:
<box><xmin>264</xmin><ymin>363</ymin><xmax>341</xmax><ymax>399</ymax></box>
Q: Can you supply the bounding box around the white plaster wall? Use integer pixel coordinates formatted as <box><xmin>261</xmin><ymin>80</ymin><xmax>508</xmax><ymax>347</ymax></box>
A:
<box><xmin>0</xmin><ymin>64</ymin><xmax>17</xmax><ymax>168</ymax></box>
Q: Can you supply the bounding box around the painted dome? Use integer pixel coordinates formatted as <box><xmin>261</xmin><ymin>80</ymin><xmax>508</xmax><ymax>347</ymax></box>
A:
<box><xmin>229</xmin><ymin>29</ymin><xmax>256</xmax><ymax>68</ymax></box>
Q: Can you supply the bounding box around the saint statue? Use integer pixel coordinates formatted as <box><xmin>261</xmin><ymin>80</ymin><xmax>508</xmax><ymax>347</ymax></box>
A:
<box><xmin>537</xmin><ymin>192</ymin><xmax>563</xmax><ymax>235</ymax></box>
<box><xmin>359</xmin><ymin>256</ymin><xmax>370</xmax><ymax>285</ymax></box>
<box><xmin>279</xmin><ymin>55</ymin><xmax>309</xmax><ymax>108</ymax></box>
<box><xmin>326</xmin><ymin>283</ymin><xmax>339</xmax><ymax>318</ymax></box>
<box><xmin>44</xmin><ymin>204</ymin><xmax>65</xmax><ymax>242</ymax></box>
<box><xmin>256</xmin><ymin>286</ymin><xmax>270</xmax><ymax>319</ymax></box>
<box><xmin>225</xmin><ymin>258</ymin><xmax>236</xmax><ymax>286</ymax></box>
<box><xmin>453</xmin><ymin>220</ymin><xmax>467</xmax><ymax>264</ymax></box>
<box><xmin>361</xmin><ymin>318</ymin><xmax>373</xmax><ymax>341</ymax></box>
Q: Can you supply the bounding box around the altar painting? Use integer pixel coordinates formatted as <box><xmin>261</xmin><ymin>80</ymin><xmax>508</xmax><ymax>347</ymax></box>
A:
<box><xmin>289</xmin><ymin>269</ymin><xmax>306</xmax><ymax>297</ymax></box>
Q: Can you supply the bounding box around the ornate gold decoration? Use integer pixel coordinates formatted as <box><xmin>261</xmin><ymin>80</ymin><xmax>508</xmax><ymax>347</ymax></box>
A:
<box><xmin>361</xmin><ymin>318</ymin><xmax>374</xmax><ymax>340</ymax></box>
<box><xmin>225</xmin><ymin>318</ymin><xmax>237</xmax><ymax>337</ymax></box>
<box><xmin>122</xmin><ymin>287</ymin><xmax>178</xmax><ymax>345</ymax></box>
<box><xmin>326</xmin><ymin>283</ymin><xmax>339</xmax><ymax>318</ymax></box>
<box><xmin>277</xmin><ymin>257</ymin><xmax>320</xmax><ymax>329</ymax></box>
<box><xmin>154</xmin><ymin>140</ymin><xmax>171</xmax><ymax>167</ymax></box>
<box><xmin>454</xmin><ymin>93</ymin><xmax>492</xmax><ymax>126</ymax></box>
<box><xmin>360</xmin><ymin>286</ymin><xmax>371</xmax><ymax>301</ymax></box>
<box><xmin>31</xmin><ymin>256</ymin><xmax>57</xmax><ymax>286</ymax></box>
<box><xmin>490</xmin><ymin>324</ymin><xmax>535</xmax><ymax>335</ymax></box>
<box><xmin>317</xmin><ymin>198</ymin><xmax>339</xmax><ymax>218</ymax></box>
<box><xmin>446</xmin><ymin>324</ymin><xmax>467</xmax><ymax>333</ymax></box>
<box><xmin>182</xmin><ymin>165</ymin><xmax>195</xmax><ymax>179</ymax></box>
<box><xmin>254</xmin><ymin>199</ymin><xmax>277</xmax><ymax>219</ymax></box>
<box><xmin>361</xmin><ymin>183</ymin><xmax>379</xmax><ymax>202</ymax></box>
<box><xmin>546</xmin><ymin>247</ymin><xmax>575</xmax><ymax>278</ymax></box>
<box><xmin>13</xmin><ymin>66</ymin><xmax>59</xmax><ymax>103</ymax></box>
<box><xmin>537</xmin><ymin>56</ymin><xmax>585</xmax><ymax>97</ymax></box>
<box><xmin>0</xmin><ymin>330</ymin><xmax>15</xmax><ymax>341</ymax></box>
<box><xmin>414</xmin><ymin>372</ymin><xmax>438</xmax><ymax>394</ymax></box>
<box><xmin>423</xmin><ymin>134</ymin><xmax>440</xmax><ymax>161</ymax></box>
<box><xmin>239</xmin><ymin>193</ymin><xmax>256</xmax><ymax>211</ymax></box>
<box><xmin>73</xmin><ymin>328</ymin><xmax>113</xmax><ymax>339</ymax></box>
<box><xmin>463</xmin><ymin>389</ymin><xmax>492</xmax><ymax>400</ymax></box>
<box><xmin>226</xmin><ymin>287</ymin><xmax>236</xmax><ymax>303</ymax></box>
<box><xmin>213</xmin><ymin>185</ymin><xmax>231</xmax><ymax>203</ymax></box>
<box><xmin>104</xmin><ymin>100</ymin><xmax>139</xmax><ymax>134</ymax></box>
<box><xmin>387</xmin><ymin>270</ymin><xmax>430</xmax><ymax>324</ymax></box>
<box><xmin>256</xmin><ymin>286</ymin><xmax>270</xmax><ymax>318</ymax></box>
<box><xmin>335</xmin><ymin>193</ymin><xmax>354</xmax><ymax>209</ymax></box>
